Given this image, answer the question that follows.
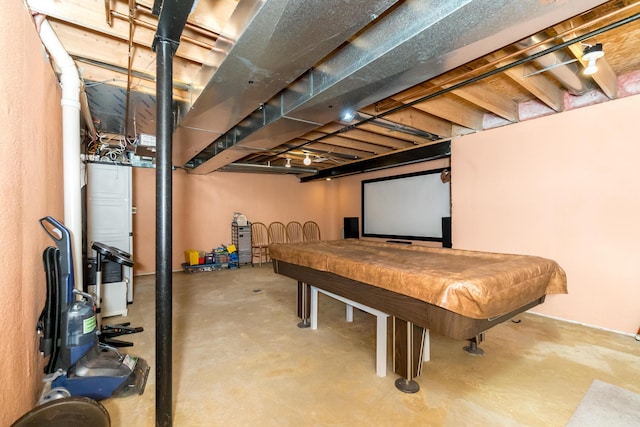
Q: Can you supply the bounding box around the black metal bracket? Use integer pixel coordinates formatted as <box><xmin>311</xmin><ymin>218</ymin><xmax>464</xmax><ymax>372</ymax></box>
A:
<box><xmin>300</xmin><ymin>141</ymin><xmax>451</xmax><ymax>182</ymax></box>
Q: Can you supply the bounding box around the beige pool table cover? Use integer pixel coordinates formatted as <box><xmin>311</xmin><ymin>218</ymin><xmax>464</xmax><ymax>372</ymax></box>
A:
<box><xmin>269</xmin><ymin>240</ymin><xmax>567</xmax><ymax>319</ymax></box>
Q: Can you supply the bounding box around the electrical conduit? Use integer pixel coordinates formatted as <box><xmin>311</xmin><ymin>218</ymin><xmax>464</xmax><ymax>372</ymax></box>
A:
<box><xmin>37</xmin><ymin>17</ymin><xmax>83</xmax><ymax>291</ymax></box>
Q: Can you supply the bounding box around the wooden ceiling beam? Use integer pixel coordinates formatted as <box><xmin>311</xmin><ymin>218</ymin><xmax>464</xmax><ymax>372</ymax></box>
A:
<box><xmin>375</xmin><ymin>81</ymin><xmax>518</xmax><ymax>124</ymax></box>
<box><xmin>486</xmin><ymin>51</ymin><xmax>565</xmax><ymax>112</ymax></box>
<box><xmin>363</xmin><ymin>105</ymin><xmax>454</xmax><ymax>138</ymax></box>
<box><xmin>407</xmin><ymin>95</ymin><xmax>483</xmax><ymax>130</ymax></box>
<box><xmin>28</xmin><ymin>0</ymin><xmax>213</xmax><ymax>65</ymax></box>
<box><xmin>314</xmin><ymin>122</ymin><xmax>428</xmax><ymax>148</ymax></box>
<box><xmin>446</xmin><ymin>85</ymin><xmax>519</xmax><ymax>123</ymax></box>
<box><xmin>307</xmin><ymin>135</ymin><xmax>393</xmax><ymax>155</ymax></box>
<box><xmin>303</xmin><ymin>129</ymin><xmax>407</xmax><ymax>150</ymax></box>
<box><xmin>295</xmin><ymin>142</ymin><xmax>372</xmax><ymax>160</ymax></box>
<box><xmin>376</xmin><ymin>86</ymin><xmax>483</xmax><ymax>130</ymax></box>
<box><xmin>299</xmin><ymin>133</ymin><xmax>385</xmax><ymax>154</ymax></box>
<box><xmin>334</xmin><ymin>128</ymin><xmax>416</xmax><ymax>150</ymax></box>
<box><xmin>502</xmin><ymin>63</ymin><xmax>565</xmax><ymax>112</ymax></box>
<box><xmin>49</xmin><ymin>21</ymin><xmax>200</xmax><ymax>84</ymax></box>
<box><xmin>354</xmin><ymin>123</ymin><xmax>435</xmax><ymax>145</ymax></box>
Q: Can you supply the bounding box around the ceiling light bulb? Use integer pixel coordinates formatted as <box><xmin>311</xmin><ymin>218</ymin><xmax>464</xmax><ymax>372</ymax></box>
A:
<box><xmin>285</xmin><ymin>158</ymin><xmax>291</xmax><ymax>168</ymax></box>
<box><xmin>303</xmin><ymin>154</ymin><xmax>311</xmax><ymax>166</ymax></box>
<box><xmin>584</xmin><ymin>58</ymin><xmax>599</xmax><ymax>75</ymax></box>
<box><xmin>582</xmin><ymin>43</ymin><xmax>604</xmax><ymax>76</ymax></box>
<box><xmin>342</xmin><ymin>111</ymin><xmax>355</xmax><ymax>122</ymax></box>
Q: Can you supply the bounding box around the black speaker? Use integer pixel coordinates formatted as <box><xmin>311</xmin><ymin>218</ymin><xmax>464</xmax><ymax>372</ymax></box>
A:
<box><xmin>344</xmin><ymin>217</ymin><xmax>359</xmax><ymax>239</ymax></box>
<box><xmin>442</xmin><ymin>217</ymin><xmax>452</xmax><ymax>248</ymax></box>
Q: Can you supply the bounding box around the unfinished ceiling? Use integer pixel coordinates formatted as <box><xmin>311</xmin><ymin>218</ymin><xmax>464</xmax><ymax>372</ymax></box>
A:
<box><xmin>27</xmin><ymin>0</ymin><xmax>640</xmax><ymax>180</ymax></box>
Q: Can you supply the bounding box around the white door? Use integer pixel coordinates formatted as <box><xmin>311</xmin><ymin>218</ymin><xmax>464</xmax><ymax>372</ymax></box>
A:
<box><xmin>86</xmin><ymin>163</ymin><xmax>134</xmax><ymax>306</ymax></box>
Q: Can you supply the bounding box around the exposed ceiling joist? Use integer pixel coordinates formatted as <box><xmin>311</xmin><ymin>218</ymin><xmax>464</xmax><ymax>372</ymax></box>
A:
<box><xmin>26</xmin><ymin>0</ymin><xmax>640</xmax><ymax>179</ymax></box>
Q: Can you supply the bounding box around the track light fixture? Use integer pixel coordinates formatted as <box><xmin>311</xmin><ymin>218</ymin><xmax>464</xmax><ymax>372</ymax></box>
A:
<box><xmin>303</xmin><ymin>153</ymin><xmax>312</xmax><ymax>166</ymax></box>
<box><xmin>582</xmin><ymin>43</ymin><xmax>604</xmax><ymax>75</ymax></box>
<box><xmin>285</xmin><ymin>158</ymin><xmax>291</xmax><ymax>168</ymax></box>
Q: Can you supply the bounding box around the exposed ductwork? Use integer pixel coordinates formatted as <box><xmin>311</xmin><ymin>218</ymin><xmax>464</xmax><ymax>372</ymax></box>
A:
<box><xmin>180</xmin><ymin>0</ymin><xmax>608</xmax><ymax>175</ymax></box>
<box><xmin>173</xmin><ymin>0</ymin><xmax>400</xmax><ymax>166</ymax></box>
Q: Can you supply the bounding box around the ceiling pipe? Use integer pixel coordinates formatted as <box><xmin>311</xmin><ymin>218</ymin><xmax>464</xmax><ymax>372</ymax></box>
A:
<box><xmin>37</xmin><ymin>16</ymin><xmax>84</xmax><ymax>291</ymax></box>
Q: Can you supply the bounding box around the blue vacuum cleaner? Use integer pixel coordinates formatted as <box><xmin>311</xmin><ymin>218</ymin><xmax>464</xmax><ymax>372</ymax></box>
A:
<box><xmin>38</xmin><ymin>216</ymin><xmax>149</xmax><ymax>401</ymax></box>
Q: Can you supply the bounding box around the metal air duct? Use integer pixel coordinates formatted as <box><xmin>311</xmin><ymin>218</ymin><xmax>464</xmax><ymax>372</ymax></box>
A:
<box><xmin>187</xmin><ymin>0</ymin><xmax>608</xmax><ymax>175</ymax></box>
<box><xmin>173</xmin><ymin>0</ymin><xmax>400</xmax><ymax>165</ymax></box>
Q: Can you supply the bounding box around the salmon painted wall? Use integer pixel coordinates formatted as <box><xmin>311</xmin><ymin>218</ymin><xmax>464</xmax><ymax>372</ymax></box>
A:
<box><xmin>130</xmin><ymin>99</ymin><xmax>640</xmax><ymax>335</ymax></box>
<box><xmin>1</xmin><ymin>3</ymin><xmax>65</xmax><ymax>425</ymax></box>
<box><xmin>452</xmin><ymin>94</ymin><xmax>640</xmax><ymax>334</ymax></box>
<box><xmin>132</xmin><ymin>167</ymin><xmax>336</xmax><ymax>274</ymax></box>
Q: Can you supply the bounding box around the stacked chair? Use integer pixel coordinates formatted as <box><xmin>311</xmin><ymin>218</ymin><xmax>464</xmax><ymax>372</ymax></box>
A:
<box><xmin>251</xmin><ymin>220</ymin><xmax>321</xmax><ymax>267</ymax></box>
<box><xmin>268</xmin><ymin>221</ymin><xmax>287</xmax><ymax>244</ymax></box>
<box><xmin>303</xmin><ymin>221</ymin><xmax>321</xmax><ymax>241</ymax></box>
<box><xmin>250</xmin><ymin>222</ymin><xmax>270</xmax><ymax>266</ymax></box>
<box><xmin>286</xmin><ymin>221</ymin><xmax>304</xmax><ymax>243</ymax></box>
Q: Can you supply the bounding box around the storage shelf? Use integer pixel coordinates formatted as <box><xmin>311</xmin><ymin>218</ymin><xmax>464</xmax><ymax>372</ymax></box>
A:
<box><xmin>232</xmin><ymin>223</ymin><xmax>252</xmax><ymax>265</ymax></box>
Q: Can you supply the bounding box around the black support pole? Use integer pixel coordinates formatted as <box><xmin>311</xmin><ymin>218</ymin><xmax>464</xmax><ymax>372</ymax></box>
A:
<box><xmin>155</xmin><ymin>37</ymin><xmax>173</xmax><ymax>427</ymax></box>
<box><xmin>152</xmin><ymin>2</ymin><xmax>195</xmax><ymax>426</ymax></box>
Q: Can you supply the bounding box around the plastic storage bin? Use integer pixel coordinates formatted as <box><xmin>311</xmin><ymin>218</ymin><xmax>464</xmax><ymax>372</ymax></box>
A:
<box><xmin>184</xmin><ymin>249</ymin><xmax>199</xmax><ymax>266</ymax></box>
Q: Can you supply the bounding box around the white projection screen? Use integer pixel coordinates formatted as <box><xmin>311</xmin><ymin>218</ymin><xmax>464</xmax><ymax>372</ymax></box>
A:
<box><xmin>362</xmin><ymin>168</ymin><xmax>450</xmax><ymax>241</ymax></box>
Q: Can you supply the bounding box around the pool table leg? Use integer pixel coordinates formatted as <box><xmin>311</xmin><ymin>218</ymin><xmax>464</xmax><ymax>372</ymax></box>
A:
<box><xmin>393</xmin><ymin>317</ymin><xmax>425</xmax><ymax>393</ymax></box>
<box><xmin>463</xmin><ymin>333</ymin><xmax>485</xmax><ymax>355</ymax></box>
<box><xmin>297</xmin><ymin>281</ymin><xmax>311</xmax><ymax>328</ymax></box>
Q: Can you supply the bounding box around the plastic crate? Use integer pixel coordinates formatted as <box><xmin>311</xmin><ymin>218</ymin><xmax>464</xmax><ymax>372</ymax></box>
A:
<box><xmin>204</xmin><ymin>253</ymin><xmax>214</xmax><ymax>264</ymax></box>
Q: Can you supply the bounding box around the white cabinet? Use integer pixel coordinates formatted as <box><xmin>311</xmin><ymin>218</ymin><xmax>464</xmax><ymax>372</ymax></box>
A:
<box><xmin>86</xmin><ymin>163</ymin><xmax>134</xmax><ymax>316</ymax></box>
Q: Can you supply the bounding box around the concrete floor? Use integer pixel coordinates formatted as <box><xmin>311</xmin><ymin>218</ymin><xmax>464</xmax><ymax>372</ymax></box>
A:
<box><xmin>101</xmin><ymin>265</ymin><xmax>640</xmax><ymax>426</ymax></box>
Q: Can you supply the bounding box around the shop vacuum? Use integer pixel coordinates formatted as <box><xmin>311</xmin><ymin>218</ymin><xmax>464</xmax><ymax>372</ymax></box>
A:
<box><xmin>36</xmin><ymin>216</ymin><xmax>149</xmax><ymax>401</ymax></box>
